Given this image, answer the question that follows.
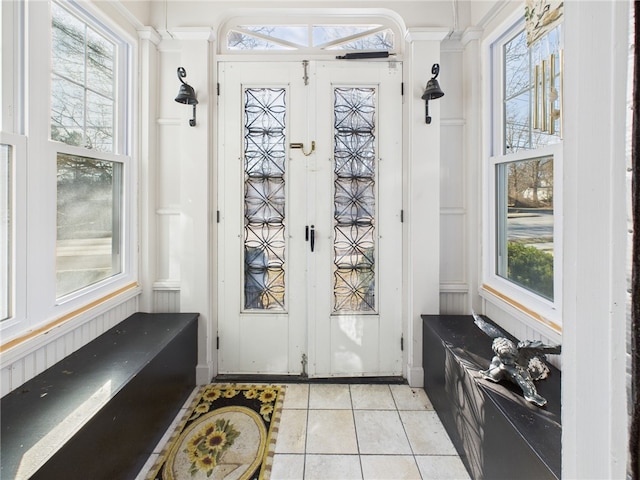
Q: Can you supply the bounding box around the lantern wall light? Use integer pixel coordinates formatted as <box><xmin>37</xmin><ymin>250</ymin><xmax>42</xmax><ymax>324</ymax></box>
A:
<box><xmin>174</xmin><ymin>67</ymin><xmax>198</xmax><ymax>127</ymax></box>
<box><xmin>421</xmin><ymin>63</ymin><xmax>445</xmax><ymax>124</ymax></box>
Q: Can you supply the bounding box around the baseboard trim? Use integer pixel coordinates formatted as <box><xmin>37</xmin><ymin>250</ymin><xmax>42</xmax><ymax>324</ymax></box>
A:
<box><xmin>196</xmin><ymin>363</ymin><xmax>214</xmax><ymax>385</ymax></box>
<box><xmin>406</xmin><ymin>366</ymin><xmax>424</xmax><ymax>388</ymax></box>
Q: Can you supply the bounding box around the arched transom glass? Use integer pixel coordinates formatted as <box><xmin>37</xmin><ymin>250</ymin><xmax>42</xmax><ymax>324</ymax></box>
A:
<box><xmin>221</xmin><ymin>16</ymin><xmax>401</xmax><ymax>54</ymax></box>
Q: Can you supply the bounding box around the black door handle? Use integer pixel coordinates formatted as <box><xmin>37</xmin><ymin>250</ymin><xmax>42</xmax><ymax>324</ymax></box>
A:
<box><xmin>310</xmin><ymin>225</ymin><xmax>315</xmax><ymax>252</ymax></box>
<box><xmin>305</xmin><ymin>225</ymin><xmax>309</xmax><ymax>241</ymax></box>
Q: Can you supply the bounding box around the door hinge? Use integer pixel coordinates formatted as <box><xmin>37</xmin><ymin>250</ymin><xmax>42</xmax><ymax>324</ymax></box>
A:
<box><xmin>401</xmin><ymin>82</ymin><xmax>404</xmax><ymax>96</ymax></box>
<box><xmin>401</xmin><ymin>336</ymin><xmax>404</xmax><ymax>351</ymax></box>
<box><xmin>217</xmin><ymin>83</ymin><xmax>220</xmax><ymax>96</ymax></box>
<box><xmin>400</xmin><ymin>209</ymin><xmax>404</xmax><ymax>223</ymax></box>
<box><xmin>216</xmin><ymin>210</ymin><xmax>220</xmax><ymax>223</ymax></box>
<box><xmin>217</xmin><ymin>336</ymin><xmax>220</xmax><ymax>349</ymax></box>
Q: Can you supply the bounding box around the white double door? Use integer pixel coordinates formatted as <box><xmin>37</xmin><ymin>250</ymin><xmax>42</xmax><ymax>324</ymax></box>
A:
<box><xmin>217</xmin><ymin>61</ymin><xmax>403</xmax><ymax>377</ymax></box>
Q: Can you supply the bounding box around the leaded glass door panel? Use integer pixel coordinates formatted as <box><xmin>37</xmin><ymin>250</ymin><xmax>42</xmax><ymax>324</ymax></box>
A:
<box><xmin>311</xmin><ymin>62</ymin><xmax>403</xmax><ymax>376</ymax></box>
<box><xmin>217</xmin><ymin>61</ymin><xmax>402</xmax><ymax>377</ymax></box>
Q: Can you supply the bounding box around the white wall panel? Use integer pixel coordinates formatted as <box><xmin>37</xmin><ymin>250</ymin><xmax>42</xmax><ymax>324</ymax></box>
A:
<box><xmin>10</xmin><ymin>360</ymin><xmax>24</xmax><ymax>392</ymax></box>
<box><xmin>158</xmin><ymin>123</ymin><xmax>181</xmax><ymax>207</ymax></box>
<box><xmin>0</xmin><ymin>296</ymin><xmax>139</xmax><ymax>397</ymax></box>
<box><xmin>158</xmin><ymin>50</ymin><xmax>182</xmax><ymax>119</ymax></box>
<box><xmin>154</xmin><ymin>48</ymin><xmax>182</xmax><ymax>293</ymax></box>
<box><xmin>35</xmin><ymin>348</ymin><xmax>46</xmax><ymax>375</ymax></box>
<box><xmin>156</xmin><ymin>210</ymin><xmax>181</xmax><ymax>282</ymax></box>
<box><xmin>440</xmin><ymin>125</ymin><xmax>465</xmax><ymax>210</ymax></box>
<box><xmin>440</xmin><ymin>212</ymin><xmax>466</xmax><ymax>284</ymax></box>
<box><xmin>439</xmin><ymin>48</ymin><xmax>464</xmax><ymax>119</ymax></box>
<box><xmin>153</xmin><ymin>289</ymin><xmax>181</xmax><ymax>313</ymax></box>
<box><xmin>1</xmin><ymin>367</ymin><xmax>10</xmax><ymax>397</ymax></box>
<box><xmin>438</xmin><ymin>48</ymin><xmax>468</xmax><ymax>314</ymax></box>
<box><xmin>23</xmin><ymin>352</ymin><xmax>35</xmax><ymax>382</ymax></box>
<box><xmin>440</xmin><ymin>291</ymin><xmax>468</xmax><ymax>314</ymax></box>
<box><xmin>45</xmin><ymin>343</ymin><xmax>57</xmax><ymax>369</ymax></box>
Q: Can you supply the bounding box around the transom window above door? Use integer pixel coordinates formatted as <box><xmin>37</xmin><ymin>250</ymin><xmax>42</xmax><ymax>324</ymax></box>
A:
<box><xmin>221</xmin><ymin>15</ymin><xmax>402</xmax><ymax>54</ymax></box>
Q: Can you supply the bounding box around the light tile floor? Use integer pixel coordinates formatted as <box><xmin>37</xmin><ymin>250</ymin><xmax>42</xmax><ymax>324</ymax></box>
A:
<box><xmin>136</xmin><ymin>384</ymin><xmax>471</xmax><ymax>480</ymax></box>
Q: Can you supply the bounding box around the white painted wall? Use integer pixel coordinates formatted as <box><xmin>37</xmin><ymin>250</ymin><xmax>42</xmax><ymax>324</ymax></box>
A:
<box><xmin>561</xmin><ymin>2</ymin><xmax>630</xmax><ymax>478</ymax></box>
<box><xmin>404</xmin><ymin>27</ymin><xmax>449</xmax><ymax>386</ymax></box>
<box><xmin>131</xmin><ymin>1</ymin><xmax>633</xmax><ymax>475</ymax></box>
<box><xmin>3</xmin><ymin>0</ymin><xmax>633</xmax><ymax>478</ymax></box>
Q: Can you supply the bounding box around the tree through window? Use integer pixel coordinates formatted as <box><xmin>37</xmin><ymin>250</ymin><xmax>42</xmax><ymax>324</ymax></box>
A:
<box><xmin>224</xmin><ymin>21</ymin><xmax>396</xmax><ymax>53</ymax></box>
<box><xmin>51</xmin><ymin>1</ymin><xmax>129</xmax><ymax>299</ymax></box>
<box><xmin>51</xmin><ymin>2</ymin><xmax>116</xmax><ymax>152</ymax></box>
<box><xmin>486</xmin><ymin>17</ymin><xmax>563</xmax><ymax>323</ymax></box>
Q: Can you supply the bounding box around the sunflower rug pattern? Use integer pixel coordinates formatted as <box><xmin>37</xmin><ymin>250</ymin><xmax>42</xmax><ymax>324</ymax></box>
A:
<box><xmin>147</xmin><ymin>384</ymin><xmax>284</xmax><ymax>480</ymax></box>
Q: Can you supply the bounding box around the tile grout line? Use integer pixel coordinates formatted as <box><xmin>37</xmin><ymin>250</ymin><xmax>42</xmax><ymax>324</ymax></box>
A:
<box><xmin>394</xmin><ymin>393</ymin><xmax>425</xmax><ymax>480</ymax></box>
<box><xmin>349</xmin><ymin>384</ymin><xmax>366</xmax><ymax>480</ymax></box>
<box><xmin>302</xmin><ymin>384</ymin><xmax>310</xmax><ymax>479</ymax></box>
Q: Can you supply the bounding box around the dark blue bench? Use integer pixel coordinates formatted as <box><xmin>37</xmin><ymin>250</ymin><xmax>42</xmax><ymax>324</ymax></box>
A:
<box><xmin>1</xmin><ymin>312</ymin><xmax>198</xmax><ymax>480</ymax></box>
<box><xmin>422</xmin><ymin>314</ymin><xmax>561</xmax><ymax>480</ymax></box>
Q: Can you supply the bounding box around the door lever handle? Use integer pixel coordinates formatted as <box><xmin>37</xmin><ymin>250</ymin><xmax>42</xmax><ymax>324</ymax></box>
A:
<box><xmin>310</xmin><ymin>225</ymin><xmax>315</xmax><ymax>252</ymax></box>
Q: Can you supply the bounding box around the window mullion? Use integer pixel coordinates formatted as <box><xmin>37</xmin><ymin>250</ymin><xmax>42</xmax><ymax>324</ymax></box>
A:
<box><xmin>79</xmin><ymin>22</ymin><xmax>86</xmax><ymax>150</ymax></box>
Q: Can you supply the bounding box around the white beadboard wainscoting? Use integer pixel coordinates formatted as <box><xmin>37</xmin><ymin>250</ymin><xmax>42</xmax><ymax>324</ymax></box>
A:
<box><xmin>153</xmin><ymin>286</ymin><xmax>181</xmax><ymax>313</ymax></box>
<box><xmin>1</xmin><ymin>294</ymin><xmax>139</xmax><ymax>397</ymax></box>
<box><xmin>440</xmin><ymin>289</ymin><xmax>469</xmax><ymax>315</ymax></box>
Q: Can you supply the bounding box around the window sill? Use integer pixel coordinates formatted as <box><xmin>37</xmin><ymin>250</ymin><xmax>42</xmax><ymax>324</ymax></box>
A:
<box><xmin>0</xmin><ymin>282</ymin><xmax>140</xmax><ymax>365</ymax></box>
<box><xmin>480</xmin><ymin>283</ymin><xmax>562</xmax><ymax>341</ymax></box>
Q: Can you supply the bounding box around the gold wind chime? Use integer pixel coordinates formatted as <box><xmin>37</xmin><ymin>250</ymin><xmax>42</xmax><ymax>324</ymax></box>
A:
<box><xmin>526</xmin><ymin>0</ymin><xmax>564</xmax><ymax>137</ymax></box>
<box><xmin>533</xmin><ymin>50</ymin><xmax>563</xmax><ymax>137</ymax></box>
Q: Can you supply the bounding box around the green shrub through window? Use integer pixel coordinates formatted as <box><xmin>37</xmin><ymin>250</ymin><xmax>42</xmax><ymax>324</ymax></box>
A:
<box><xmin>496</xmin><ymin>156</ymin><xmax>554</xmax><ymax>301</ymax></box>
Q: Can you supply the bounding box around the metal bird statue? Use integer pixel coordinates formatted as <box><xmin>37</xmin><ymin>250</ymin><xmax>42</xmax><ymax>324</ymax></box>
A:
<box><xmin>472</xmin><ymin>311</ymin><xmax>561</xmax><ymax>407</ymax></box>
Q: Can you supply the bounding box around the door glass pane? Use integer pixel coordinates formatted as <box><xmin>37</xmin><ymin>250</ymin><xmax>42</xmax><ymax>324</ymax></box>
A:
<box><xmin>226</xmin><ymin>24</ymin><xmax>396</xmax><ymax>52</ymax></box>
<box><xmin>1</xmin><ymin>145</ymin><xmax>11</xmax><ymax>321</ymax></box>
<box><xmin>496</xmin><ymin>156</ymin><xmax>554</xmax><ymax>300</ymax></box>
<box><xmin>313</xmin><ymin>25</ymin><xmax>381</xmax><ymax>46</ymax></box>
<box><xmin>243</xmin><ymin>88</ymin><xmax>286</xmax><ymax>310</ymax></box>
<box><xmin>333</xmin><ymin>87</ymin><xmax>376</xmax><ymax>312</ymax></box>
<box><xmin>56</xmin><ymin>153</ymin><xmax>122</xmax><ymax>298</ymax></box>
<box><xmin>228</xmin><ymin>31</ymin><xmax>295</xmax><ymax>51</ymax></box>
<box><xmin>241</xmin><ymin>25</ymin><xmax>309</xmax><ymax>47</ymax></box>
<box><xmin>325</xmin><ymin>29</ymin><xmax>393</xmax><ymax>50</ymax></box>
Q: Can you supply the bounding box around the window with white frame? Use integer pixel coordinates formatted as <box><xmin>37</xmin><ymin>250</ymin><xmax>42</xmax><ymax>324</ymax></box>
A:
<box><xmin>486</xmin><ymin>18</ymin><xmax>563</xmax><ymax>325</ymax></box>
<box><xmin>50</xmin><ymin>1</ymin><xmax>129</xmax><ymax>300</ymax></box>
<box><xmin>222</xmin><ymin>17</ymin><xmax>399</xmax><ymax>54</ymax></box>
<box><xmin>0</xmin><ymin>0</ymin><xmax>134</xmax><ymax>342</ymax></box>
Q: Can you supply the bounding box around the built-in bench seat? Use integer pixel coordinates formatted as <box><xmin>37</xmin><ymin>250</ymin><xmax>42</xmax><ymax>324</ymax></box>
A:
<box><xmin>1</xmin><ymin>312</ymin><xmax>199</xmax><ymax>480</ymax></box>
<box><xmin>422</xmin><ymin>314</ymin><xmax>561</xmax><ymax>480</ymax></box>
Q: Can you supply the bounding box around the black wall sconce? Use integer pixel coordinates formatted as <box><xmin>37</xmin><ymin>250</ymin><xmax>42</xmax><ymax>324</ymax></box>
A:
<box><xmin>175</xmin><ymin>67</ymin><xmax>198</xmax><ymax>127</ymax></box>
<box><xmin>421</xmin><ymin>63</ymin><xmax>445</xmax><ymax>124</ymax></box>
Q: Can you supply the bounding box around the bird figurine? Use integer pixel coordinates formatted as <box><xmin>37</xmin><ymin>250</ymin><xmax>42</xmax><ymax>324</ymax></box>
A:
<box><xmin>472</xmin><ymin>311</ymin><xmax>561</xmax><ymax>407</ymax></box>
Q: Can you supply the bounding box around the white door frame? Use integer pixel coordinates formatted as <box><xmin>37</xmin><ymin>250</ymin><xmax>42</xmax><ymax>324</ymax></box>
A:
<box><xmin>216</xmin><ymin>60</ymin><xmax>405</xmax><ymax>378</ymax></box>
<box><xmin>184</xmin><ymin>27</ymin><xmax>446</xmax><ymax>386</ymax></box>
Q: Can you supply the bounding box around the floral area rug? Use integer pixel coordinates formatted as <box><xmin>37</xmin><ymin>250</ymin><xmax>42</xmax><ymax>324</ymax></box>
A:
<box><xmin>147</xmin><ymin>384</ymin><xmax>284</xmax><ymax>480</ymax></box>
